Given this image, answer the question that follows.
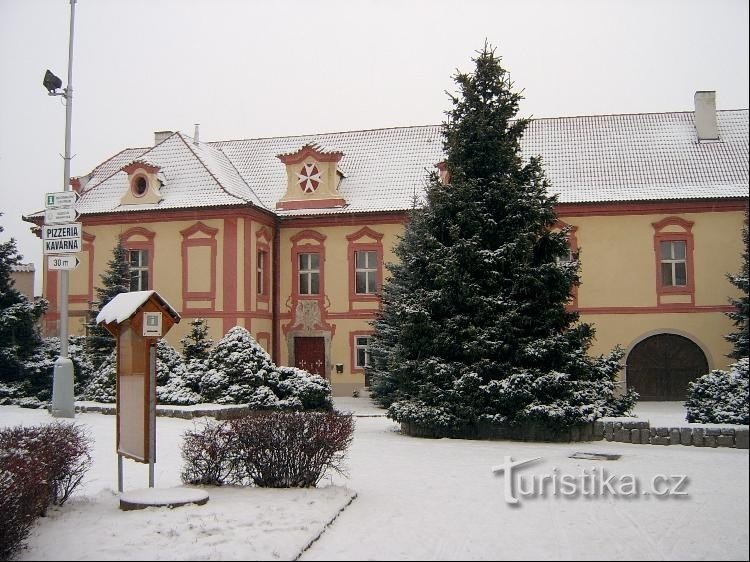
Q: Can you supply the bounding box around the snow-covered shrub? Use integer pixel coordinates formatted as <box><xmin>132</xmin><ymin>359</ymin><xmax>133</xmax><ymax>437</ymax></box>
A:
<box><xmin>268</xmin><ymin>366</ymin><xmax>333</xmax><ymax>410</ymax></box>
<box><xmin>155</xmin><ymin>340</ymin><xmax>200</xmax><ymax>405</ymax></box>
<box><xmin>685</xmin><ymin>358</ymin><xmax>749</xmax><ymax>424</ymax></box>
<box><xmin>0</xmin><ymin>423</ymin><xmax>93</xmax><ymax>558</ymax></box>
<box><xmin>180</xmin><ymin>412</ymin><xmax>354</xmax><ymax>489</ymax></box>
<box><xmin>1</xmin><ymin>336</ymin><xmax>95</xmax><ymax>406</ymax></box>
<box><xmin>199</xmin><ymin>326</ymin><xmax>331</xmax><ymax>409</ymax></box>
<box><xmin>81</xmin><ymin>351</ymin><xmax>116</xmax><ymax>403</ymax></box>
<box><xmin>199</xmin><ymin>327</ymin><xmax>276</xmax><ymax>404</ymax></box>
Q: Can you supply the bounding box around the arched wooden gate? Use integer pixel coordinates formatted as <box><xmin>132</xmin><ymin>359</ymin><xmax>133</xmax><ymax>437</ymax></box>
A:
<box><xmin>626</xmin><ymin>333</ymin><xmax>709</xmax><ymax>400</ymax></box>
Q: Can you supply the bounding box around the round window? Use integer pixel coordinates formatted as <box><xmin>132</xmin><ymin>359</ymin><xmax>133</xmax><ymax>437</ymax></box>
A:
<box><xmin>133</xmin><ymin>176</ymin><xmax>148</xmax><ymax>196</ymax></box>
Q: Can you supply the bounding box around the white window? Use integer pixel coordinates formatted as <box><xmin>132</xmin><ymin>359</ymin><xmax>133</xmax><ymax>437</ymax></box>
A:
<box><xmin>355</xmin><ymin>336</ymin><xmax>372</xmax><ymax>369</ymax></box>
<box><xmin>129</xmin><ymin>249</ymin><xmax>149</xmax><ymax>291</ymax></box>
<box><xmin>355</xmin><ymin>250</ymin><xmax>378</xmax><ymax>294</ymax></box>
<box><xmin>298</xmin><ymin>253</ymin><xmax>320</xmax><ymax>295</ymax></box>
<box><xmin>660</xmin><ymin>240</ymin><xmax>687</xmax><ymax>287</ymax></box>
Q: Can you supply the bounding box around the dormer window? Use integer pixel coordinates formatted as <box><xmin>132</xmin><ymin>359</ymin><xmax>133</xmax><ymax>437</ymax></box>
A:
<box><xmin>132</xmin><ymin>175</ymin><xmax>148</xmax><ymax>197</ymax></box>
<box><xmin>276</xmin><ymin>144</ymin><xmax>347</xmax><ymax>210</ymax></box>
<box><xmin>120</xmin><ymin>160</ymin><xmax>163</xmax><ymax>206</ymax></box>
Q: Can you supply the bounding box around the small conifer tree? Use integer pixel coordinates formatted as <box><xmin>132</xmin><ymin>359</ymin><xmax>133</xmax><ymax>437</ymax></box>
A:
<box><xmin>0</xmin><ymin>215</ymin><xmax>47</xmax><ymax>381</ymax></box>
<box><xmin>86</xmin><ymin>239</ymin><xmax>130</xmax><ymax>369</ymax></box>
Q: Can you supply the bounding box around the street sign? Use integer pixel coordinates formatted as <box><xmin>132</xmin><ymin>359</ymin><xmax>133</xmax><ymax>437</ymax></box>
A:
<box><xmin>45</xmin><ymin>191</ymin><xmax>79</xmax><ymax>209</ymax></box>
<box><xmin>45</xmin><ymin>207</ymin><xmax>80</xmax><ymax>225</ymax></box>
<box><xmin>48</xmin><ymin>255</ymin><xmax>80</xmax><ymax>271</ymax></box>
<box><xmin>42</xmin><ymin>222</ymin><xmax>82</xmax><ymax>254</ymax></box>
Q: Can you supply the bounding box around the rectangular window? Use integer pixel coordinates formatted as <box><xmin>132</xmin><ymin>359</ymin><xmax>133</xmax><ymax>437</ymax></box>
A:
<box><xmin>257</xmin><ymin>250</ymin><xmax>267</xmax><ymax>296</ymax></box>
<box><xmin>299</xmin><ymin>252</ymin><xmax>320</xmax><ymax>295</ymax></box>
<box><xmin>355</xmin><ymin>336</ymin><xmax>372</xmax><ymax>368</ymax></box>
<box><xmin>129</xmin><ymin>249</ymin><xmax>149</xmax><ymax>291</ymax></box>
<box><xmin>355</xmin><ymin>250</ymin><xmax>378</xmax><ymax>294</ymax></box>
<box><xmin>660</xmin><ymin>240</ymin><xmax>687</xmax><ymax>287</ymax></box>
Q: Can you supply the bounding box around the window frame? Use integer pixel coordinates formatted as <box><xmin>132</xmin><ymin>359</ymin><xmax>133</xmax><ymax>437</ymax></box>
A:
<box><xmin>652</xmin><ymin>217</ymin><xmax>695</xmax><ymax>305</ymax></box>
<box><xmin>350</xmin><ymin>331</ymin><xmax>374</xmax><ymax>373</ymax></box>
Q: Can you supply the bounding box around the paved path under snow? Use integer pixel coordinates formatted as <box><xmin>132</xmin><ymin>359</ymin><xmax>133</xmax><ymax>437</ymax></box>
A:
<box><xmin>302</xmin><ymin>415</ymin><xmax>748</xmax><ymax>561</ymax></box>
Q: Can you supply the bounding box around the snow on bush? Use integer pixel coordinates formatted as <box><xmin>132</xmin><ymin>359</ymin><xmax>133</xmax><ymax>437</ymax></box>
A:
<box><xmin>181</xmin><ymin>411</ymin><xmax>354</xmax><ymax>488</ymax></box>
<box><xmin>199</xmin><ymin>326</ymin><xmax>332</xmax><ymax>410</ymax></box>
<box><xmin>81</xmin><ymin>351</ymin><xmax>116</xmax><ymax>403</ymax></box>
<box><xmin>685</xmin><ymin>358</ymin><xmax>749</xmax><ymax>424</ymax></box>
<box><xmin>0</xmin><ymin>336</ymin><xmax>95</xmax><ymax>407</ymax></box>
<box><xmin>155</xmin><ymin>340</ymin><xmax>201</xmax><ymax>405</ymax></box>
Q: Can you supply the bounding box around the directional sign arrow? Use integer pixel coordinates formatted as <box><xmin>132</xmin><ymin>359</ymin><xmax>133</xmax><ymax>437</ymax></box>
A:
<box><xmin>45</xmin><ymin>191</ymin><xmax>80</xmax><ymax>209</ymax></box>
<box><xmin>45</xmin><ymin>207</ymin><xmax>80</xmax><ymax>225</ymax></box>
<box><xmin>48</xmin><ymin>255</ymin><xmax>81</xmax><ymax>271</ymax></box>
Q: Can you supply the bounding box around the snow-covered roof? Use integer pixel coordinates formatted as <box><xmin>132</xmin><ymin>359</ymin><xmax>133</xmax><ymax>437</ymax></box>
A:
<box><xmin>10</xmin><ymin>263</ymin><xmax>35</xmax><ymax>272</ymax></box>
<box><xmin>53</xmin><ymin>109</ymin><xmax>750</xmax><ymax>219</ymax></box>
<box><xmin>96</xmin><ymin>290</ymin><xmax>180</xmax><ymax>326</ymax></box>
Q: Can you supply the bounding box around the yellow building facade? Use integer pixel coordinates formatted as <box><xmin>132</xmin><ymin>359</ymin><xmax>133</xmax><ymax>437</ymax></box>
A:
<box><xmin>27</xmin><ymin>97</ymin><xmax>748</xmax><ymax>399</ymax></box>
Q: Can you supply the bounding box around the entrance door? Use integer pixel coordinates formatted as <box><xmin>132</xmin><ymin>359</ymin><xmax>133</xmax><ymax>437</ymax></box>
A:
<box><xmin>294</xmin><ymin>337</ymin><xmax>326</xmax><ymax>378</ymax></box>
<box><xmin>626</xmin><ymin>334</ymin><xmax>709</xmax><ymax>400</ymax></box>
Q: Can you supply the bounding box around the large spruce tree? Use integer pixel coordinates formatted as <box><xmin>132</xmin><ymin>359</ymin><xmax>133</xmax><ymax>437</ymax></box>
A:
<box><xmin>0</xmin><ymin>215</ymin><xmax>47</xmax><ymax>381</ymax></box>
<box><xmin>368</xmin><ymin>45</ymin><xmax>634</xmax><ymax>432</ymax></box>
<box><xmin>86</xmin><ymin>238</ymin><xmax>130</xmax><ymax>369</ymax></box>
<box><xmin>726</xmin><ymin>209</ymin><xmax>749</xmax><ymax>359</ymax></box>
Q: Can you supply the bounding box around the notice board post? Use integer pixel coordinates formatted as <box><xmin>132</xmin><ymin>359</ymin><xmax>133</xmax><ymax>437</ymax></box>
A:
<box><xmin>97</xmin><ymin>291</ymin><xmax>180</xmax><ymax>492</ymax></box>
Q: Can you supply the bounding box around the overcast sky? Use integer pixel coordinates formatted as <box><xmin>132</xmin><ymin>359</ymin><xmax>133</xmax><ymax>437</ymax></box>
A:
<box><xmin>1</xmin><ymin>0</ymin><xmax>748</xmax><ymax>295</ymax></box>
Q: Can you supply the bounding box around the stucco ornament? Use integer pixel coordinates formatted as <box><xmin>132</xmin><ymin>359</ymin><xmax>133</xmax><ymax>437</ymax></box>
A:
<box><xmin>297</xmin><ymin>163</ymin><xmax>322</xmax><ymax>193</ymax></box>
<box><xmin>295</xmin><ymin>300</ymin><xmax>323</xmax><ymax>331</ymax></box>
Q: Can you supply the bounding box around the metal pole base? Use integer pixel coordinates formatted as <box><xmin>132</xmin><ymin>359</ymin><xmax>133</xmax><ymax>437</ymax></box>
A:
<box><xmin>51</xmin><ymin>356</ymin><xmax>75</xmax><ymax>418</ymax></box>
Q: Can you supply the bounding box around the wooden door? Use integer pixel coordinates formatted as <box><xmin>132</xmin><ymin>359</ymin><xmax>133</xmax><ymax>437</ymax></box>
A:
<box><xmin>626</xmin><ymin>334</ymin><xmax>709</xmax><ymax>400</ymax></box>
<box><xmin>294</xmin><ymin>337</ymin><xmax>326</xmax><ymax>378</ymax></box>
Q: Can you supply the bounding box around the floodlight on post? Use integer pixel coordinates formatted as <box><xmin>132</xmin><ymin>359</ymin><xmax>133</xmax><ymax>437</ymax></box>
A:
<box><xmin>43</xmin><ymin>70</ymin><xmax>64</xmax><ymax>96</ymax></box>
<box><xmin>46</xmin><ymin>0</ymin><xmax>78</xmax><ymax>419</ymax></box>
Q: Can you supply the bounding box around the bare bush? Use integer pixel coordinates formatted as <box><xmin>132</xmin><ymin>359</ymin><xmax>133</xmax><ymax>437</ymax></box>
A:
<box><xmin>231</xmin><ymin>411</ymin><xmax>354</xmax><ymax>488</ymax></box>
<box><xmin>0</xmin><ymin>423</ymin><xmax>93</xmax><ymax>559</ymax></box>
<box><xmin>180</xmin><ymin>411</ymin><xmax>354</xmax><ymax>489</ymax></box>
<box><xmin>180</xmin><ymin>420</ymin><xmax>238</xmax><ymax>486</ymax></box>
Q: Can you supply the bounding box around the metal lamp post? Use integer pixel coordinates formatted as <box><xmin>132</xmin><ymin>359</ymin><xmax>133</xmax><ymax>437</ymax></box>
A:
<box><xmin>47</xmin><ymin>0</ymin><xmax>78</xmax><ymax>418</ymax></box>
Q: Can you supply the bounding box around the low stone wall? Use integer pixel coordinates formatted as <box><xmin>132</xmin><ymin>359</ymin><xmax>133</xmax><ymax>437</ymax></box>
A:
<box><xmin>74</xmin><ymin>402</ymin><xmax>251</xmax><ymax>420</ymax></box>
<box><xmin>401</xmin><ymin>418</ymin><xmax>749</xmax><ymax>449</ymax></box>
<box><xmin>595</xmin><ymin>418</ymin><xmax>749</xmax><ymax>449</ymax></box>
<box><xmin>401</xmin><ymin>421</ymin><xmax>597</xmax><ymax>443</ymax></box>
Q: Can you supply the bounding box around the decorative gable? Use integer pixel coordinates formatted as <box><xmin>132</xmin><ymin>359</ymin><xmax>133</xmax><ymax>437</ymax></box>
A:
<box><xmin>119</xmin><ymin>160</ymin><xmax>164</xmax><ymax>206</ymax></box>
<box><xmin>276</xmin><ymin>144</ymin><xmax>346</xmax><ymax>210</ymax></box>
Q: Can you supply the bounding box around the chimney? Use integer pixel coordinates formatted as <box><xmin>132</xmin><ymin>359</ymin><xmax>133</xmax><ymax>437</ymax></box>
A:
<box><xmin>154</xmin><ymin>130</ymin><xmax>174</xmax><ymax>145</ymax></box>
<box><xmin>193</xmin><ymin>124</ymin><xmax>200</xmax><ymax>145</ymax></box>
<box><xmin>694</xmin><ymin>91</ymin><xmax>719</xmax><ymax>142</ymax></box>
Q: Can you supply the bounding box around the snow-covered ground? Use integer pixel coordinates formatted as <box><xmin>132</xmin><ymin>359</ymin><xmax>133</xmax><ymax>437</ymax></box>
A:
<box><xmin>1</xmin><ymin>401</ymin><xmax>747</xmax><ymax>561</ymax></box>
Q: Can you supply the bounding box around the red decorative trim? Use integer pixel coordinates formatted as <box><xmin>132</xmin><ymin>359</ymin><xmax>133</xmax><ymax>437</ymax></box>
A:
<box><xmin>578</xmin><ymin>305</ymin><xmax>734</xmax><ymax>315</ymax></box>
<box><xmin>70</xmin><ymin>231</ymin><xmax>95</xmax><ymax>305</ymax></box>
<box><xmin>45</xmin><ymin>269</ymin><xmax>59</xmax><ymax>335</ymax></box>
<box><xmin>652</xmin><ymin>216</ymin><xmax>695</xmax><ymax>306</ymax></box>
<box><xmin>256</xmin><ymin>227</ymin><xmax>272</xmax><ymax>303</ymax></box>
<box><xmin>350</xmin><ymin>330</ymin><xmax>374</xmax><ymax>372</ymax></box>
<box><xmin>121</xmin><ymin>227</ymin><xmax>155</xmax><ymax>290</ymax></box>
<box><xmin>557</xmin><ymin>199</ymin><xmax>747</xmax><ymax>218</ymax></box>
<box><xmin>277</xmin><ymin>144</ymin><xmax>344</xmax><ymax>165</ymax></box>
<box><xmin>346</xmin><ymin>227</ymin><xmax>384</xmax><ymax>309</ymax></box>
<box><xmin>223</xmin><ymin>218</ymin><xmax>238</xmax><ymax>333</ymax></box>
<box><xmin>243</xmin><ymin>219</ymin><xmax>252</xmax><ymax>311</ymax></box>
<box><xmin>180</xmin><ymin>222</ymin><xmax>218</xmax><ymax>308</ymax></box>
<box><xmin>276</xmin><ymin>198</ymin><xmax>347</xmax><ymax>210</ymax></box>
<box><xmin>257</xmin><ymin>331</ymin><xmax>271</xmax><ymax>354</ymax></box>
<box><xmin>280</xmin><ymin>212</ymin><xmax>408</xmax><ymax>229</ymax></box>
<box><xmin>290</xmin><ymin>230</ymin><xmax>326</xmax><ymax>300</ymax></box>
<box><xmin>27</xmin><ymin>206</ymin><xmax>277</xmax><ymax>229</ymax></box>
<box><xmin>121</xmin><ymin>161</ymin><xmax>161</xmax><ymax>175</ymax></box>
